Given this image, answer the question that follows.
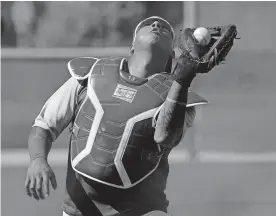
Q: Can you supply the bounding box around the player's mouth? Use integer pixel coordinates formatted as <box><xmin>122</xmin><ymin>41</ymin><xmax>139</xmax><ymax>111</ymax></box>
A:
<box><xmin>151</xmin><ymin>30</ymin><xmax>161</xmax><ymax>36</ymax></box>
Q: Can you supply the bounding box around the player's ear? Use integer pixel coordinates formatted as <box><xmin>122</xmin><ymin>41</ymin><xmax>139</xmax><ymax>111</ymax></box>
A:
<box><xmin>164</xmin><ymin>51</ymin><xmax>176</xmax><ymax>73</ymax></box>
<box><xmin>165</xmin><ymin>55</ymin><xmax>173</xmax><ymax>73</ymax></box>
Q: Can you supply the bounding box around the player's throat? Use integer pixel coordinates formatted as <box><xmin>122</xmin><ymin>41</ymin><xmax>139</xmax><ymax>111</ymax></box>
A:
<box><xmin>127</xmin><ymin>51</ymin><xmax>168</xmax><ymax>78</ymax></box>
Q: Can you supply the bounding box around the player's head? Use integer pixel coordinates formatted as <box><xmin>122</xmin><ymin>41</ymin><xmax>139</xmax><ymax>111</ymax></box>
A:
<box><xmin>131</xmin><ymin>16</ymin><xmax>175</xmax><ymax>70</ymax></box>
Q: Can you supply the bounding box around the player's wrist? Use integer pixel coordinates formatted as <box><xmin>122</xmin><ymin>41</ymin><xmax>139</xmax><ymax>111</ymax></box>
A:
<box><xmin>28</xmin><ymin>127</ymin><xmax>52</xmax><ymax>163</ymax></box>
<box><xmin>173</xmin><ymin>57</ymin><xmax>197</xmax><ymax>87</ymax></box>
<box><xmin>165</xmin><ymin>97</ymin><xmax>187</xmax><ymax>106</ymax></box>
<box><xmin>30</xmin><ymin>155</ymin><xmax>48</xmax><ymax>162</ymax></box>
<box><xmin>166</xmin><ymin>80</ymin><xmax>189</xmax><ymax>103</ymax></box>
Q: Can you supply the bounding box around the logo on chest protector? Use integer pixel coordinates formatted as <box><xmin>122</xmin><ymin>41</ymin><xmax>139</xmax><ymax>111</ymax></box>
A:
<box><xmin>112</xmin><ymin>84</ymin><xmax>137</xmax><ymax>103</ymax></box>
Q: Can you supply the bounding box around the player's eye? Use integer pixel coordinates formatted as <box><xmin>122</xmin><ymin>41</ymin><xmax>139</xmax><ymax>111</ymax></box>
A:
<box><xmin>162</xmin><ymin>26</ymin><xmax>172</xmax><ymax>38</ymax></box>
<box><xmin>161</xmin><ymin>24</ymin><xmax>171</xmax><ymax>33</ymax></box>
<box><xmin>162</xmin><ymin>27</ymin><xmax>170</xmax><ymax>33</ymax></box>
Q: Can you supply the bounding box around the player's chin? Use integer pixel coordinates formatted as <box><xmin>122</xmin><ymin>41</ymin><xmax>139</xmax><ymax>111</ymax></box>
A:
<box><xmin>146</xmin><ymin>34</ymin><xmax>161</xmax><ymax>43</ymax></box>
<box><xmin>154</xmin><ymin>39</ymin><xmax>172</xmax><ymax>51</ymax></box>
<box><xmin>142</xmin><ymin>37</ymin><xmax>161</xmax><ymax>49</ymax></box>
<box><xmin>149</xmin><ymin>36</ymin><xmax>169</xmax><ymax>46</ymax></box>
<box><xmin>143</xmin><ymin>36</ymin><xmax>171</xmax><ymax>51</ymax></box>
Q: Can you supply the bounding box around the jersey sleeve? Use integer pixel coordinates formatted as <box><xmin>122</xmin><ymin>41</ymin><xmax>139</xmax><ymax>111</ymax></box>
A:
<box><xmin>33</xmin><ymin>77</ymin><xmax>82</xmax><ymax>141</ymax></box>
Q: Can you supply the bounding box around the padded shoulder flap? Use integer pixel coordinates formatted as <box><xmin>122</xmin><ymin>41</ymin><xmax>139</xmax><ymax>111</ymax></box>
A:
<box><xmin>187</xmin><ymin>91</ymin><xmax>208</xmax><ymax>107</ymax></box>
<box><xmin>68</xmin><ymin>57</ymin><xmax>99</xmax><ymax>80</ymax></box>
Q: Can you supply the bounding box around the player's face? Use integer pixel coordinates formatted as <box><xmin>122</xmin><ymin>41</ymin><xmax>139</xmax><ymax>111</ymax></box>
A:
<box><xmin>133</xmin><ymin>18</ymin><xmax>174</xmax><ymax>54</ymax></box>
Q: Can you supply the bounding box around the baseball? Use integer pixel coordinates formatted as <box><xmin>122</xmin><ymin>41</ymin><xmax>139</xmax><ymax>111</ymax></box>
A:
<box><xmin>193</xmin><ymin>27</ymin><xmax>211</xmax><ymax>46</ymax></box>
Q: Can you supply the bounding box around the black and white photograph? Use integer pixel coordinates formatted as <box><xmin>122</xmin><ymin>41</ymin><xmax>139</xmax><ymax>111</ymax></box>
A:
<box><xmin>1</xmin><ymin>1</ymin><xmax>276</xmax><ymax>216</ymax></box>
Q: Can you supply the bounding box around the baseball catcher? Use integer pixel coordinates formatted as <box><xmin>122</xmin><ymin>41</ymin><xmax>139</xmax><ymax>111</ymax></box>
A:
<box><xmin>25</xmin><ymin>16</ymin><xmax>238</xmax><ymax>216</ymax></box>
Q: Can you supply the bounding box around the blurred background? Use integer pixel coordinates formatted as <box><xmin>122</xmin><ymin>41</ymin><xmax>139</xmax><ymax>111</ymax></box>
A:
<box><xmin>1</xmin><ymin>1</ymin><xmax>276</xmax><ymax>216</ymax></box>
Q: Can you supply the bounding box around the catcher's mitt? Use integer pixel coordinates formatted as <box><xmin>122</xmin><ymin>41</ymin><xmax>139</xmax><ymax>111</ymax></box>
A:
<box><xmin>173</xmin><ymin>25</ymin><xmax>238</xmax><ymax>85</ymax></box>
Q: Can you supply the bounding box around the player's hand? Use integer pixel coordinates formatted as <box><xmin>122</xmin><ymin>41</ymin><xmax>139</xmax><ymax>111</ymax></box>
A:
<box><xmin>25</xmin><ymin>157</ymin><xmax>57</xmax><ymax>200</ymax></box>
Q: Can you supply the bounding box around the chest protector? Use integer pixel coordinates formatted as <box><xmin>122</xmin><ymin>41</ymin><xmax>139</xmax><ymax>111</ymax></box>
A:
<box><xmin>68</xmin><ymin>57</ymin><xmax>208</xmax><ymax>189</ymax></box>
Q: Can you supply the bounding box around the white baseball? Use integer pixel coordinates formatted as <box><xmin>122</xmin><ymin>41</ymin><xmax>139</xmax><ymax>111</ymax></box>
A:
<box><xmin>193</xmin><ymin>27</ymin><xmax>211</xmax><ymax>46</ymax></box>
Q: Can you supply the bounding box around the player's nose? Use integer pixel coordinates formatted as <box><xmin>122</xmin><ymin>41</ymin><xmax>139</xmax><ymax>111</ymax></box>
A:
<box><xmin>151</xmin><ymin>21</ymin><xmax>161</xmax><ymax>29</ymax></box>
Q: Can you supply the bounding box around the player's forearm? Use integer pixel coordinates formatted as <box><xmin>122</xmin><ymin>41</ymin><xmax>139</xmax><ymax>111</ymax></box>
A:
<box><xmin>154</xmin><ymin>81</ymin><xmax>188</xmax><ymax>146</ymax></box>
<box><xmin>28</xmin><ymin>126</ymin><xmax>53</xmax><ymax>161</ymax></box>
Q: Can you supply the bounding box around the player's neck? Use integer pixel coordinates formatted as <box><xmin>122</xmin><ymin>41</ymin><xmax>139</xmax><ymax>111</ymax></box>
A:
<box><xmin>128</xmin><ymin>51</ymin><xmax>168</xmax><ymax>78</ymax></box>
